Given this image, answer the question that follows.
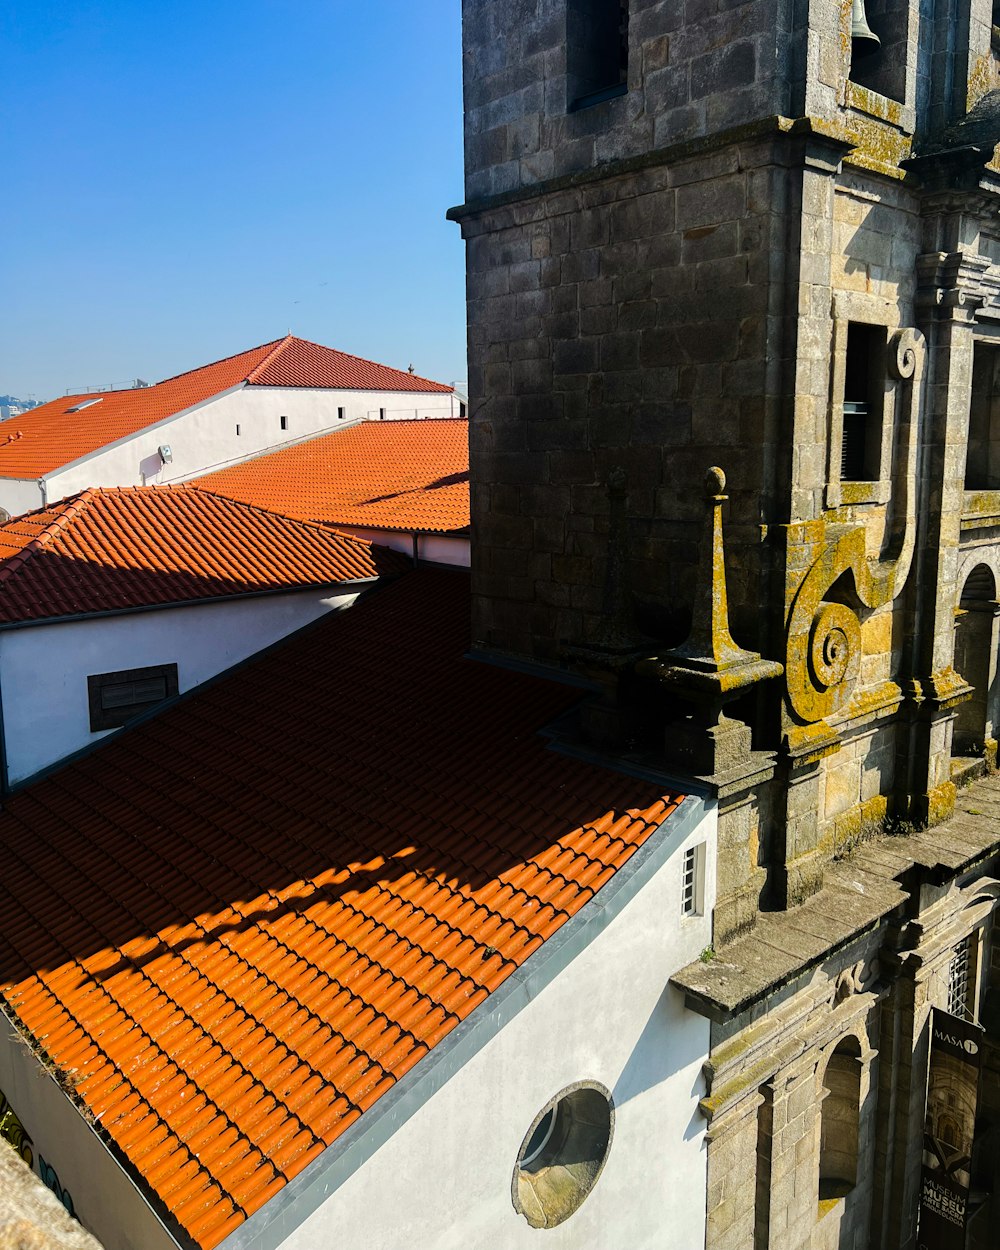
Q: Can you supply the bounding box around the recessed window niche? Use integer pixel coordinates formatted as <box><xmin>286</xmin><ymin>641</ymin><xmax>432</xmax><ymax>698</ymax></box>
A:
<box><xmin>567</xmin><ymin>0</ymin><xmax>629</xmax><ymax>111</ymax></box>
<box><xmin>841</xmin><ymin>323</ymin><xmax>885</xmax><ymax>483</ymax></box>
<box><xmin>965</xmin><ymin>344</ymin><xmax>1000</xmax><ymax>490</ymax></box>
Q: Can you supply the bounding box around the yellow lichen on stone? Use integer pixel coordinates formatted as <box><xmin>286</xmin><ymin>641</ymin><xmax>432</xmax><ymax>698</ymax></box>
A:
<box><xmin>968</xmin><ymin>53</ymin><xmax>997</xmax><ymax>111</ymax></box>
<box><xmin>810</xmin><ymin>109</ymin><xmax>912</xmax><ymax>179</ymax></box>
<box><xmin>925</xmin><ymin>781</ymin><xmax>957</xmax><ymax>827</ymax></box>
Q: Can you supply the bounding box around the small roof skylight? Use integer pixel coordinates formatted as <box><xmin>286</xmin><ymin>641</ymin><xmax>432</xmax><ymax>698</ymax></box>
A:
<box><xmin>66</xmin><ymin>398</ymin><xmax>104</xmax><ymax>413</ymax></box>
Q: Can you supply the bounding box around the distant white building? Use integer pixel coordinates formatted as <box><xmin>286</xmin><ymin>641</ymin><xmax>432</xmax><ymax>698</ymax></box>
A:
<box><xmin>0</xmin><ymin>335</ymin><xmax>461</xmax><ymax>517</ymax></box>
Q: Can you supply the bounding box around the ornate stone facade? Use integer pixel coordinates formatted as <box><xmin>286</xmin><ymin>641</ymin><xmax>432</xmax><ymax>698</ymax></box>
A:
<box><xmin>452</xmin><ymin>0</ymin><xmax>1000</xmax><ymax>1246</ymax></box>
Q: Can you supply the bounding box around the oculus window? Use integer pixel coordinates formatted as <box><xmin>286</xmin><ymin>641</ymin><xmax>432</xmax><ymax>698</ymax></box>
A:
<box><xmin>512</xmin><ymin>1082</ymin><xmax>614</xmax><ymax>1228</ymax></box>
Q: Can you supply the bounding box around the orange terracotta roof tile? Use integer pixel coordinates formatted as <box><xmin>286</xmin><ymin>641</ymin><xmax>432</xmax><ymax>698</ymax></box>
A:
<box><xmin>190</xmin><ymin>419</ymin><xmax>469</xmax><ymax>533</ymax></box>
<box><xmin>0</xmin><ymin>569</ymin><xmax>683</xmax><ymax>1248</ymax></box>
<box><xmin>0</xmin><ymin>337</ymin><xmax>451</xmax><ymax>480</ymax></box>
<box><xmin>0</xmin><ymin>485</ymin><xmax>406</xmax><ymax>623</ymax></box>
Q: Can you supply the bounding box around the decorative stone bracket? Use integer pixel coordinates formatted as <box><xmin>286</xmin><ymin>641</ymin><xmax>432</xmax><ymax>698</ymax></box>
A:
<box><xmin>916</xmin><ymin>251</ymin><xmax>993</xmax><ymax>323</ymax></box>
<box><xmin>786</xmin><ymin>328</ymin><xmax>925</xmax><ymax>727</ymax></box>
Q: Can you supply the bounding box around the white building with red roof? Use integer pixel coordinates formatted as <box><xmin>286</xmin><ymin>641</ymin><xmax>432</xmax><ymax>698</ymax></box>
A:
<box><xmin>0</xmin><ymin>336</ymin><xmax>461</xmax><ymax>518</ymax></box>
<box><xmin>189</xmin><ymin>418</ymin><xmax>471</xmax><ymax>566</ymax></box>
<box><xmin>0</xmin><ymin>485</ymin><xmax>406</xmax><ymax>785</ymax></box>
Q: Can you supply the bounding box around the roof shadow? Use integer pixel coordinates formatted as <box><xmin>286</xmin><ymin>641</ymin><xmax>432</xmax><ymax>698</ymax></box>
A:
<box><xmin>0</xmin><ymin>568</ymin><xmax>665</xmax><ymax>987</ymax></box>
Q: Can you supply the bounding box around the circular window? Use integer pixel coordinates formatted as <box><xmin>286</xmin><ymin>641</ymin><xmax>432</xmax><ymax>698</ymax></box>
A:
<box><xmin>512</xmin><ymin>1082</ymin><xmax>614</xmax><ymax>1229</ymax></box>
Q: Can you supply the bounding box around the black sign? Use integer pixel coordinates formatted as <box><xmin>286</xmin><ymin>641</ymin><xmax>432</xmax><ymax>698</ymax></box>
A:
<box><xmin>917</xmin><ymin>1008</ymin><xmax>984</xmax><ymax>1250</ymax></box>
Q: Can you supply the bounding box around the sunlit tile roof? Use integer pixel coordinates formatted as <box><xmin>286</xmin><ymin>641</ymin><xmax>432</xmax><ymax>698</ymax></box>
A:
<box><xmin>0</xmin><ymin>485</ymin><xmax>405</xmax><ymax>623</ymax></box>
<box><xmin>0</xmin><ymin>337</ymin><xmax>452</xmax><ymax>480</ymax></box>
<box><xmin>0</xmin><ymin>569</ymin><xmax>682</xmax><ymax>1248</ymax></box>
<box><xmin>190</xmin><ymin>419</ymin><xmax>470</xmax><ymax>533</ymax></box>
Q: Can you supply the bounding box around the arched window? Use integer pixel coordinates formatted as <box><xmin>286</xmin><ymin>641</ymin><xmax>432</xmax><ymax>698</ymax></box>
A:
<box><xmin>819</xmin><ymin>1038</ymin><xmax>862</xmax><ymax>1204</ymax></box>
<box><xmin>953</xmin><ymin>564</ymin><xmax>998</xmax><ymax>758</ymax></box>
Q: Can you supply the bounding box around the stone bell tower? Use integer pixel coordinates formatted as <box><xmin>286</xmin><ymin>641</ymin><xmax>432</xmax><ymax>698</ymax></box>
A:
<box><xmin>452</xmin><ymin>0</ymin><xmax>1000</xmax><ymax>1247</ymax></box>
<box><xmin>450</xmin><ymin>0</ymin><xmax>1000</xmax><ymax>927</ymax></box>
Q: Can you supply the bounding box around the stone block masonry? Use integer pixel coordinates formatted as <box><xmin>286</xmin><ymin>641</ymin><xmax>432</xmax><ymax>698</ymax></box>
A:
<box><xmin>461</xmin><ymin>131</ymin><xmax>794</xmax><ymax>663</ymax></box>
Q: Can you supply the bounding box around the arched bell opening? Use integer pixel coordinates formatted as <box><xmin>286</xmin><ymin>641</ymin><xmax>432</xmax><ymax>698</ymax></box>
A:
<box><xmin>953</xmin><ymin>564</ymin><xmax>1000</xmax><ymax>762</ymax></box>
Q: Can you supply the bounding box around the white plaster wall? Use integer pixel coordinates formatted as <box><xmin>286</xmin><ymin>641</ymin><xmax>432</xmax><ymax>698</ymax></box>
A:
<box><xmin>0</xmin><ymin>1007</ymin><xmax>178</xmax><ymax>1250</ymax></box>
<box><xmin>0</xmin><ymin>587</ymin><xmax>358</xmax><ymax>785</ymax></box>
<box><xmin>0</xmin><ymin>475</ymin><xmax>44</xmax><ymax>518</ymax></box>
<box><xmin>274</xmin><ymin>807</ymin><xmax>715</xmax><ymax>1250</ymax></box>
<box><xmin>343</xmin><ymin>527</ymin><xmax>471</xmax><ymax>567</ymax></box>
<box><xmin>33</xmin><ymin>386</ymin><xmax>458</xmax><ymax>509</ymax></box>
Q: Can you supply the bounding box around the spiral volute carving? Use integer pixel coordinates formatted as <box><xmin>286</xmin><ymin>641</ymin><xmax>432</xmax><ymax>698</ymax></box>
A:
<box><xmin>889</xmin><ymin>327</ymin><xmax>923</xmax><ymax>381</ymax></box>
<box><xmin>807</xmin><ymin>601</ymin><xmax>861</xmax><ymax>711</ymax></box>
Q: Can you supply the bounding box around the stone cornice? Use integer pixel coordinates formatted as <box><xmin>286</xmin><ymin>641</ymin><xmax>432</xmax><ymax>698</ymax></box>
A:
<box><xmin>916</xmin><ymin>250</ymin><xmax>994</xmax><ymax>322</ymax></box>
<box><xmin>447</xmin><ymin>115</ymin><xmax>854</xmax><ymax>225</ymax></box>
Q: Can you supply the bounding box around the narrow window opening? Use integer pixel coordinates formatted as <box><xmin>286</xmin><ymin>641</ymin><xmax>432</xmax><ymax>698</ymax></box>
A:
<box><xmin>965</xmin><ymin>344</ymin><xmax>1000</xmax><ymax>490</ymax></box>
<box><xmin>337</xmin><ymin>406</ymin><xmax>346</xmax><ymax>420</ymax></box>
<box><xmin>567</xmin><ymin>0</ymin><xmax>629</xmax><ymax>111</ymax></box>
<box><xmin>459</xmin><ymin>401</ymin><xmax>468</xmax><ymax>419</ymax></box>
<box><xmin>235</xmin><ymin>424</ymin><xmax>241</xmax><ymax>436</ymax></box>
<box><xmin>754</xmin><ymin>1084</ymin><xmax>775</xmax><ymax>1250</ymax></box>
<box><xmin>841</xmin><ymin>323</ymin><xmax>883</xmax><ymax>482</ymax></box>
<box><xmin>681</xmin><ymin>843</ymin><xmax>705</xmax><ymax>917</ymax></box>
<box><xmin>379</xmin><ymin>407</ymin><xmax>387</xmax><ymax>421</ymax></box>
<box><xmin>280</xmin><ymin>415</ymin><xmax>288</xmax><ymax>431</ymax></box>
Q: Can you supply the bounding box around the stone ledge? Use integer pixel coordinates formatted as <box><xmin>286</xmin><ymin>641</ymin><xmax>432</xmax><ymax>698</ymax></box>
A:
<box><xmin>0</xmin><ymin>1145</ymin><xmax>103</xmax><ymax>1250</ymax></box>
<box><xmin>672</xmin><ymin>774</ymin><xmax>1000</xmax><ymax>1019</ymax></box>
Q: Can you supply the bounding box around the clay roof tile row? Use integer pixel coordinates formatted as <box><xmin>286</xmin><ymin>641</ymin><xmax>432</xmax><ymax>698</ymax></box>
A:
<box><xmin>190</xmin><ymin>418</ymin><xmax>469</xmax><ymax>534</ymax></box>
<box><xmin>0</xmin><ymin>485</ymin><xmax>406</xmax><ymax>623</ymax></box>
<box><xmin>0</xmin><ymin>569</ymin><xmax>682</xmax><ymax>1248</ymax></box>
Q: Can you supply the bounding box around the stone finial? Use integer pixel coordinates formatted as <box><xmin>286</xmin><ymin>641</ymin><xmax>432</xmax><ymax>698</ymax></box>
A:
<box><xmin>642</xmin><ymin>467</ymin><xmax>782</xmax><ymax>697</ymax></box>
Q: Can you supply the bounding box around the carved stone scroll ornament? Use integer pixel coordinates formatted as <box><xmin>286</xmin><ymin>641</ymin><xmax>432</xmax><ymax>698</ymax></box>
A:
<box><xmin>786</xmin><ymin>328</ymin><xmax>925</xmax><ymax>724</ymax></box>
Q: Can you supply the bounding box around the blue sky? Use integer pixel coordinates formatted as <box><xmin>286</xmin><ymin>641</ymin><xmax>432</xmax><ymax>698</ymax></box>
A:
<box><xmin>1</xmin><ymin>1</ymin><xmax>467</xmax><ymax>399</ymax></box>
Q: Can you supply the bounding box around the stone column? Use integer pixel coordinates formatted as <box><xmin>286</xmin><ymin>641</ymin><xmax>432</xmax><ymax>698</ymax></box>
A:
<box><xmin>901</xmin><ymin>245</ymin><xmax>986</xmax><ymax>824</ymax></box>
<box><xmin>705</xmin><ymin>1093</ymin><xmax>764</xmax><ymax>1250</ymax></box>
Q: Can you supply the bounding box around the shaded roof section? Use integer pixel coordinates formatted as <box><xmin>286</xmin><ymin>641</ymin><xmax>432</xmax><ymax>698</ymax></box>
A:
<box><xmin>0</xmin><ymin>337</ymin><xmax>452</xmax><ymax>481</ymax></box>
<box><xmin>0</xmin><ymin>485</ymin><xmax>406</xmax><ymax>623</ymax></box>
<box><xmin>0</xmin><ymin>569</ymin><xmax>681</xmax><ymax>1249</ymax></box>
<box><xmin>190</xmin><ymin>419</ymin><xmax>470</xmax><ymax>533</ymax></box>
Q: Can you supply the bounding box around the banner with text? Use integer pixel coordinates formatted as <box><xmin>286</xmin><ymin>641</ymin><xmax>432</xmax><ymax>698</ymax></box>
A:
<box><xmin>917</xmin><ymin>1007</ymin><xmax>984</xmax><ymax>1250</ymax></box>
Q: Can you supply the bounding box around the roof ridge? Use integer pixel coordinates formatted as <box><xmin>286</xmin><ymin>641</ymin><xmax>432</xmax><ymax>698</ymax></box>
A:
<box><xmin>246</xmin><ymin>334</ymin><xmax>452</xmax><ymax>390</ymax></box>
<box><xmin>0</xmin><ymin>488</ymin><xmax>100</xmax><ymax>589</ymax></box>
<box><xmin>245</xmin><ymin>335</ymin><xmax>295</xmax><ymax>384</ymax></box>
<box><xmin>303</xmin><ymin>340</ymin><xmax>443</xmax><ymax>386</ymax></box>
<box><xmin>156</xmin><ymin>336</ymin><xmax>286</xmax><ymax>386</ymax></box>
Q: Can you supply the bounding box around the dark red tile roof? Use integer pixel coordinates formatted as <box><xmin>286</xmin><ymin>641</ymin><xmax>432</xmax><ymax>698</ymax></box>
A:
<box><xmin>190</xmin><ymin>419</ymin><xmax>469</xmax><ymax>533</ymax></box>
<box><xmin>0</xmin><ymin>570</ymin><xmax>682</xmax><ymax>1248</ymax></box>
<box><xmin>0</xmin><ymin>337</ymin><xmax>451</xmax><ymax>480</ymax></box>
<box><xmin>0</xmin><ymin>486</ymin><xmax>406</xmax><ymax>623</ymax></box>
